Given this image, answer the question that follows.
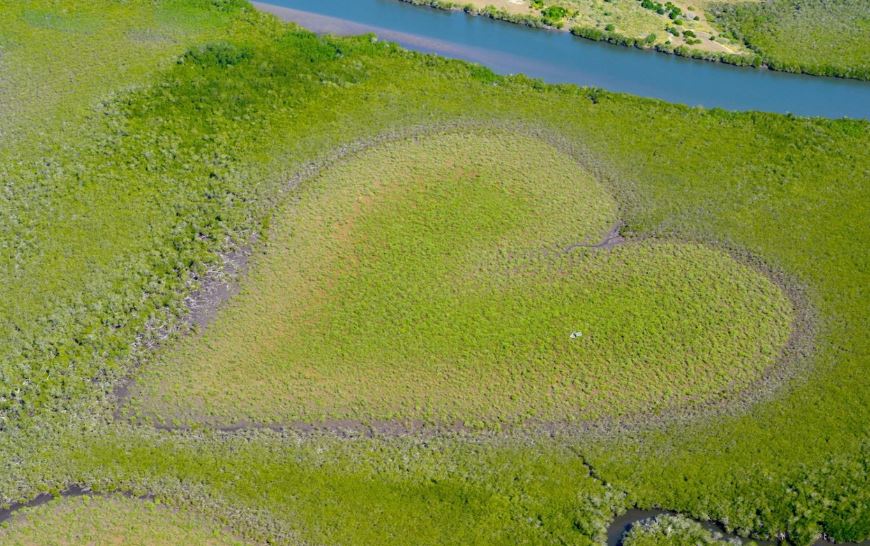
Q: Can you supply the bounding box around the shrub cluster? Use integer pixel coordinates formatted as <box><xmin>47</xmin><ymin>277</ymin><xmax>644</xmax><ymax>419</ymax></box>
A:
<box><xmin>621</xmin><ymin>514</ymin><xmax>739</xmax><ymax>545</ymax></box>
<box><xmin>639</xmin><ymin>0</ymin><xmax>682</xmax><ymax>21</ymax></box>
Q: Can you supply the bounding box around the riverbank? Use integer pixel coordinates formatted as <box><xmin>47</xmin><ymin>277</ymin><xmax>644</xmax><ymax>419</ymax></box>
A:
<box><xmin>397</xmin><ymin>0</ymin><xmax>870</xmax><ymax>80</ymax></box>
<box><xmin>255</xmin><ymin>0</ymin><xmax>870</xmax><ymax>118</ymax></box>
<box><xmin>399</xmin><ymin>0</ymin><xmax>758</xmax><ymax>67</ymax></box>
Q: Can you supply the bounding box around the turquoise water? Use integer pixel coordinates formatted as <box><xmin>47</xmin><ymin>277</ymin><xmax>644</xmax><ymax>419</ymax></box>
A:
<box><xmin>257</xmin><ymin>0</ymin><xmax>870</xmax><ymax>119</ymax></box>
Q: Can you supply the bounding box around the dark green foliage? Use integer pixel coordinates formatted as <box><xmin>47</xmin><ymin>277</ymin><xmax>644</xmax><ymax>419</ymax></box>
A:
<box><xmin>180</xmin><ymin>41</ymin><xmax>253</xmax><ymax>67</ymax></box>
<box><xmin>0</xmin><ymin>7</ymin><xmax>373</xmax><ymax>428</ymax></box>
<box><xmin>571</xmin><ymin>25</ymin><xmax>645</xmax><ymax>48</ymax></box>
<box><xmin>640</xmin><ymin>0</ymin><xmax>682</xmax><ymax>21</ymax></box>
<box><xmin>207</xmin><ymin>0</ymin><xmax>249</xmax><ymax>12</ymax></box>
<box><xmin>541</xmin><ymin>6</ymin><xmax>568</xmax><ymax>20</ymax></box>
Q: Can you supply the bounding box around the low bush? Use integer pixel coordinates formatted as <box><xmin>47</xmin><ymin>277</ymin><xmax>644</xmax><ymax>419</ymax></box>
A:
<box><xmin>622</xmin><ymin>515</ymin><xmax>737</xmax><ymax>545</ymax></box>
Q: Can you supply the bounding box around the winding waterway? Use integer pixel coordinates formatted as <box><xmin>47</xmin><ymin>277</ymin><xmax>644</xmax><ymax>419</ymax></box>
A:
<box><xmin>1</xmin><ymin>489</ymin><xmax>865</xmax><ymax>545</ymax></box>
<box><xmin>255</xmin><ymin>0</ymin><xmax>869</xmax><ymax>119</ymax></box>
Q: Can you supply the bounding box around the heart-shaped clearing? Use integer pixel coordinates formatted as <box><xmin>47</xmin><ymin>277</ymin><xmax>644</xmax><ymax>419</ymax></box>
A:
<box><xmin>131</xmin><ymin>131</ymin><xmax>794</xmax><ymax>429</ymax></box>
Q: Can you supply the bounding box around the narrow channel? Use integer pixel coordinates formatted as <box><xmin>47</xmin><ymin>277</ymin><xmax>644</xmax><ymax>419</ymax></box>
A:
<box><xmin>606</xmin><ymin>509</ymin><xmax>870</xmax><ymax>546</ymax></box>
<box><xmin>255</xmin><ymin>0</ymin><xmax>869</xmax><ymax>119</ymax></box>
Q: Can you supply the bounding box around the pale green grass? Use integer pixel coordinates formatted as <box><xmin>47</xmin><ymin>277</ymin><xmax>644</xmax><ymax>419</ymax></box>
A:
<box><xmin>130</xmin><ymin>130</ymin><xmax>794</xmax><ymax>428</ymax></box>
<box><xmin>0</xmin><ymin>496</ymin><xmax>246</xmax><ymax>546</ymax></box>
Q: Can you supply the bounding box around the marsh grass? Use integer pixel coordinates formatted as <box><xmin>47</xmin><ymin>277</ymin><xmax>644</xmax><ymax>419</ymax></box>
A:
<box><xmin>710</xmin><ymin>0</ymin><xmax>870</xmax><ymax>79</ymax></box>
<box><xmin>129</xmin><ymin>131</ymin><xmax>794</xmax><ymax>429</ymax></box>
<box><xmin>0</xmin><ymin>2</ymin><xmax>867</xmax><ymax>544</ymax></box>
<box><xmin>0</xmin><ymin>495</ymin><xmax>245</xmax><ymax>545</ymax></box>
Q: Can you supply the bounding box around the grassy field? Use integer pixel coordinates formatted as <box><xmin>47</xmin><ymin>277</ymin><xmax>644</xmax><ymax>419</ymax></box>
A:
<box><xmin>128</xmin><ymin>130</ymin><xmax>793</xmax><ymax>429</ymax></box>
<box><xmin>0</xmin><ymin>0</ymin><xmax>867</xmax><ymax>545</ymax></box>
<box><xmin>0</xmin><ymin>495</ymin><xmax>246</xmax><ymax>545</ymax></box>
<box><xmin>710</xmin><ymin>0</ymin><xmax>870</xmax><ymax>79</ymax></box>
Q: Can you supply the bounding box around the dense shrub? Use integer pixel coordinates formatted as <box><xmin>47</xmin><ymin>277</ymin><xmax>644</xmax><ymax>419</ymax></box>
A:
<box><xmin>621</xmin><ymin>515</ymin><xmax>737</xmax><ymax>545</ymax></box>
<box><xmin>180</xmin><ymin>41</ymin><xmax>253</xmax><ymax>67</ymax></box>
<box><xmin>541</xmin><ymin>6</ymin><xmax>568</xmax><ymax>19</ymax></box>
<box><xmin>710</xmin><ymin>0</ymin><xmax>870</xmax><ymax>80</ymax></box>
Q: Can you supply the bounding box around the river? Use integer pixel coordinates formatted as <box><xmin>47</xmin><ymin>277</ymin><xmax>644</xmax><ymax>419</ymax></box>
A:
<box><xmin>254</xmin><ymin>0</ymin><xmax>869</xmax><ymax>119</ymax></box>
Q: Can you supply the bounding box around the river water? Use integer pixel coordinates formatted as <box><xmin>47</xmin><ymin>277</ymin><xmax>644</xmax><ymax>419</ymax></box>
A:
<box><xmin>255</xmin><ymin>0</ymin><xmax>869</xmax><ymax>119</ymax></box>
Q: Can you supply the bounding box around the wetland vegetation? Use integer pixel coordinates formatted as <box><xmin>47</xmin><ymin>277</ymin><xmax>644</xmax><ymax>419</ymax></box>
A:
<box><xmin>128</xmin><ymin>130</ymin><xmax>795</xmax><ymax>430</ymax></box>
<box><xmin>0</xmin><ymin>0</ymin><xmax>867</xmax><ymax>545</ymax></box>
<box><xmin>620</xmin><ymin>514</ymin><xmax>742</xmax><ymax>545</ymax></box>
<box><xmin>0</xmin><ymin>495</ymin><xmax>245</xmax><ymax>546</ymax></box>
<box><xmin>710</xmin><ymin>0</ymin><xmax>870</xmax><ymax>79</ymax></box>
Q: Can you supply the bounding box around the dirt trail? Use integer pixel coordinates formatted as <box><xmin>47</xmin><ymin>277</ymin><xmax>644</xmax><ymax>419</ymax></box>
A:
<box><xmin>564</xmin><ymin>222</ymin><xmax>626</xmax><ymax>251</ymax></box>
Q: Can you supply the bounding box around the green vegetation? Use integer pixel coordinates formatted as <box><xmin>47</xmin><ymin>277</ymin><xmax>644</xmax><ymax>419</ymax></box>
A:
<box><xmin>0</xmin><ymin>0</ymin><xmax>249</xmax><ymax>428</ymax></box>
<box><xmin>37</xmin><ymin>430</ymin><xmax>623</xmax><ymax>545</ymax></box>
<box><xmin>621</xmin><ymin>514</ymin><xmax>741</xmax><ymax>545</ymax></box>
<box><xmin>0</xmin><ymin>495</ymin><xmax>245</xmax><ymax>545</ymax></box>
<box><xmin>128</xmin><ymin>131</ymin><xmax>793</xmax><ymax>428</ymax></box>
<box><xmin>710</xmin><ymin>0</ymin><xmax>870</xmax><ymax>79</ymax></box>
<box><xmin>0</xmin><ymin>1</ymin><xmax>868</xmax><ymax>545</ymax></box>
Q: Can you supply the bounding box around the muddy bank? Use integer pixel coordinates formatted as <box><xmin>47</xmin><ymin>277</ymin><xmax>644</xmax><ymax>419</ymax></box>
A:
<box><xmin>0</xmin><ymin>485</ymin><xmax>153</xmax><ymax>526</ymax></box>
